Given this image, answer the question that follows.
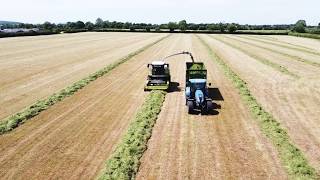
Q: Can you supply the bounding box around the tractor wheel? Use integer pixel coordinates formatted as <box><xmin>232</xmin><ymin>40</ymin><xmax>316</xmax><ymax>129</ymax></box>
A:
<box><xmin>206</xmin><ymin>100</ymin><xmax>213</xmax><ymax>113</ymax></box>
<box><xmin>187</xmin><ymin>101</ymin><xmax>194</xmax><ymax>114</ymax></box>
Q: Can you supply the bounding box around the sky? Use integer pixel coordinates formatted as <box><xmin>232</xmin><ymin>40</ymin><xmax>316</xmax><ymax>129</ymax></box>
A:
<box><xmin>1</xmin><ymin>0</ymin><xmax>319</xmax><ymax>25</ymax></box>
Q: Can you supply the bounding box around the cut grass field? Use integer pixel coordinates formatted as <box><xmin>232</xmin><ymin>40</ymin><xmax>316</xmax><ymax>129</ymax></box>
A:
<box><xmin>0</xmin><ymin>32</ymin><xmax>168</xmax><ymax>120</ymax></box>
<box><xmin>236</xmin><ymin>35</ymin><xmax>320</xmax><ymax>56</ymax></box>
<box><xmin>0</xmin><ymin>34</ymin><xmax>178</xmax><ymax>180</ymax></box>
<box><xmin>0</xmin><ymin>34</ymin><xmax>169</xmax><ymax>134</ymax></box>
<box><xmin>198</xmin><ymin>35</ymin><xmax>317</xmax><ymax>179</ymax></box>
<box><xmin>210</xmin><ymin>35</ymin><xmax>299</xmax><ymax>78</ymax></box>
<box><xmin>224</xmin><ymin>35</ymin><xmax>320</xmax><ymax>67</ymax></box>
<box><xmin>1</xmin><ymin>33</ymin><xmax>320</xmax><ymax>179</ymax></box>
<box><xmin>99</xmin><ymin>90</ymin><xmax>166</xmax><ymax>180</ymax></box>
<box><xmin>137</xmin><ymin>34</ymin><xmax>287</xmax><ymax>179</ymax></box>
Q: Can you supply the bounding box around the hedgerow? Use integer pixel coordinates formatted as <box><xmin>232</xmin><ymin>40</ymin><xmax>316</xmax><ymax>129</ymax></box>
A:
<box><xmin>0</xmin><ymin>35</ymin><xmax>170</xmax><ymax>135</ymax></box>
<box><xmin>198</xmin><ymin>35</ymin><xmax>318</xmax><ymax>179</ymax></box>
<box><xmin>289</xmin><ymin>32</ymin><xmax>320</xmax><ymax>40</ymax></box>
<box><xmin>99</xmin><ymin>90</ymin><xmax>166</xmax><ymax>180</ymax></box>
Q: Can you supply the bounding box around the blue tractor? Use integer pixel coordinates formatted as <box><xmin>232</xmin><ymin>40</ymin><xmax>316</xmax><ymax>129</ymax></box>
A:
<box><xmin>185</xmin><ymin>62</ymin><xmax>213</xmax><ymax>114</ymax></box>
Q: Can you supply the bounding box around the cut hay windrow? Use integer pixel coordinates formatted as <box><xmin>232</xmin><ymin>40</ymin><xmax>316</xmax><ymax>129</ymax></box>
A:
<box><xmin>0</xmin><ymin>35</ymin><xmax>170</xmax><ymax>135</ymax></box>
<box><xmin>198</xmin><ymin>35</ymin><xmax>318</xmax><ymax>179</ymax></box>
<box><xmin>222</xmin><ymin>35</ymin><xmax>320</xmax><ymax>68</ymax></box>
<box><xmin>210</xmin><ymin>35</ymin><xmax>299</xmax><ymax>78</ymax></box>
<box><xmin>99</xmin><ymin>90</ymin><xmax>166</xmax><ymax>180</ymax></box>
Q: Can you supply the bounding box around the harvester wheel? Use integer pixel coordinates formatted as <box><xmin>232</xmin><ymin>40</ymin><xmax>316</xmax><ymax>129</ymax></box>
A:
<box><xmin>187</xmin><ymin>101</ymin><xmax>194</xmax><ymax>114</ymax></box>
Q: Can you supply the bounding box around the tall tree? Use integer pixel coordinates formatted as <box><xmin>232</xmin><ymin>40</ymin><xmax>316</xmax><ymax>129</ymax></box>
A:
<box><xmin>178</xmin><ymin>20</ymin><xmax>187</xmax><ymax>31</ymax></box>
<box><xmin>95</xmin><ymin>18</ymin><xmax>104</xmax><ymax>28</ymax></box>
<box><xmin>85</xmin><ymin>21</ymin><xmax>94</xmax><ymax>30</ymax></box>
<box><xmin>218</xmin><ymin>22</ymin><xmax>226</xmax><ymax>32</ymax></box>
<box><xmin>293</xmin><ymin>20</ymin><xmax>306</xmax><ymax>33</ymax></box>
<box><xmin>227</xmin><ymin>23</ymin><xmax>237</xmax><ymax>33</ymax></box>
<box><xmin>168</xmin><ymin>22</ymin><xmax>177</xmax><ymax>32</ymax></box>
<box><xmin>43</xmin><ymin>21</ymin><xmax>55</xmax><ymax>30</ymax></box>
<box><xmin>75</xmin><ymin>21</ymin><xmax>85</xmax><ymax>29</ymax></box>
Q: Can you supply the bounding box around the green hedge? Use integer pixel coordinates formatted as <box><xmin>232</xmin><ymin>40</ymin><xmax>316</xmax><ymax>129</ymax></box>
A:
<box><xmin>99</xmin><ymin>90</ymin><xmax>166</xmax><ymax>180</ymax></box>
<box><xmin>0</xmin><ymin>35</ymin><xmax>169</xmax><ymax>135</ymax></box>
<box><xmin>289</xmin><ymin>32</ymin><xmax>320</xmax><ymax>40</ymax></box>
<box><xmin>198</xmin><ymin>35</ymin><xmax>318</xmax><ymax>179</ymax></box>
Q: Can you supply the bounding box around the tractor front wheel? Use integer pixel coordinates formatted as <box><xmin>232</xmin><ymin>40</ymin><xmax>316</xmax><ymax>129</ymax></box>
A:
<box><xmin>187</xmin><ymin>101</ymin><xmax>194</xmax><ymax>114</ymax></box>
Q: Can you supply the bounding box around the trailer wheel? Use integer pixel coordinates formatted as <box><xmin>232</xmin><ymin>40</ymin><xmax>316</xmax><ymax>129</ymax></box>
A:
<box><xmin>187</xmin><ymin>101</ymin><xmax>194</xmax><ymax>114</ymax></box>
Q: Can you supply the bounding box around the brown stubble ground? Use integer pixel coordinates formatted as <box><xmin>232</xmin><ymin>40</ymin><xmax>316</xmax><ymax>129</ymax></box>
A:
<box><xmin>0</xmin><ymin>32</ymin><xmax>167</xmax><ymax>120</ymax></box>
<box><xmin>202</xmin><ymin>34</ymin><xmax>320</xmax><ymax>173</ymax></box>
<box><xmin>136</xmin><ymin>34</ymin><xmax>287</xmax><ymax>179</ymax></box>
<box><xmin>0</xmin><ymin>34</ymin><xmax>176</xmax><ymax>180</ymax></box>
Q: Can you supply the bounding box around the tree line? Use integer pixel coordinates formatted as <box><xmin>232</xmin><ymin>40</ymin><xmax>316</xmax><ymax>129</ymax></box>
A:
<box><xmin>1</xmin><ymin>18</ymin><xmax>320</xmax><ymax>34</ymax></box>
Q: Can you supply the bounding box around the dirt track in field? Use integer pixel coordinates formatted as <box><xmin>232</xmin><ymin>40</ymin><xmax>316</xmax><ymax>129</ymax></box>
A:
<box><xmin>0</xmin><ymin>32</ymin><xmax>166</xmax><ymax>120</ymax></box>
<box><xmin>202</xmin><ymin>34</ymin><xmax>320</xmax><ymax>173</ymax></box>
<box><xmin>0</xmin><ymin>34</ymin><xmax>175</xmax><ymax>180</ymax></box>
<box><xmin>136</xmin><ymin>35</ymin><xmax>286</xmax><ymax>179</ymax></box>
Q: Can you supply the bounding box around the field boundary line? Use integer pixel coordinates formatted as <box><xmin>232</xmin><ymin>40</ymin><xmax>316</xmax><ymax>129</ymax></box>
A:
<box><xmin>209</xmin><ymin>35</ymin><xmax>299</xmax><ymax>78</ymax></box>
<box><xmin>222</xmin><ymin>35</ymin><xmax>320</xmax><ymax>68</ymax></box>
<box><xmin>0</xmin><ymin>34</ymin><xmax>170</xmax><ymax>135</ymax></box>
<box><xmin>198</xmin><ymin>35</ymin><xmax>318</xmax><ymax>179</ymax></box>
<box><xmin>237</xmin><ymin>35</ymin><xmax>320</xmax><ymax>57</ymax></box>
<box><xmin>98</xmin><ymin>90</ymin><xmax>166</xmax><ymax>180</ymax></box>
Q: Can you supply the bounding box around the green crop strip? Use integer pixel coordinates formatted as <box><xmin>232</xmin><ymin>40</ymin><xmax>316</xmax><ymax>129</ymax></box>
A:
<box><xmin>210</xmin><ymin>35</ymin><xmax>299</xmax><ymax>78</ymax></box>
<box><xmin>223</xmin><ymin>35</ymin><xmax>320</xmax><ymax>68</ymax></box>
<box><xmin>0</xmin><ymin>35</ymin><xmax>170</xmax><ymax>135</ymax></box>
<box><xmin>98</xmin><ymin>90</ymin><xmax>166</xmax><ymax>180</ymax></box>
<box><xmin>238</xmin><ymin>35</ymin><xmax>320</xmax><ymax>57</ymax></box>
<box><xmin>197</xmin><ymin>35</ymin><xmax>318</xmax><ymax>179</ymax></box>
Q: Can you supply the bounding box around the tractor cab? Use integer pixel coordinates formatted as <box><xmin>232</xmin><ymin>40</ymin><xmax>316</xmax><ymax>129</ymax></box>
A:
<box><xmin>188</xmin><ymin>79</ymin><xmax>207</xmax><ymax>90</ymax></box>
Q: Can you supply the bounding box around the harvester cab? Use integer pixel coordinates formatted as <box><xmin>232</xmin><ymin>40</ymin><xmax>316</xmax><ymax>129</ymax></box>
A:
<box><xmin>144</xmin><ymin>61</ymin><xmax>171</xmax><ymax>91</ymax></box>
